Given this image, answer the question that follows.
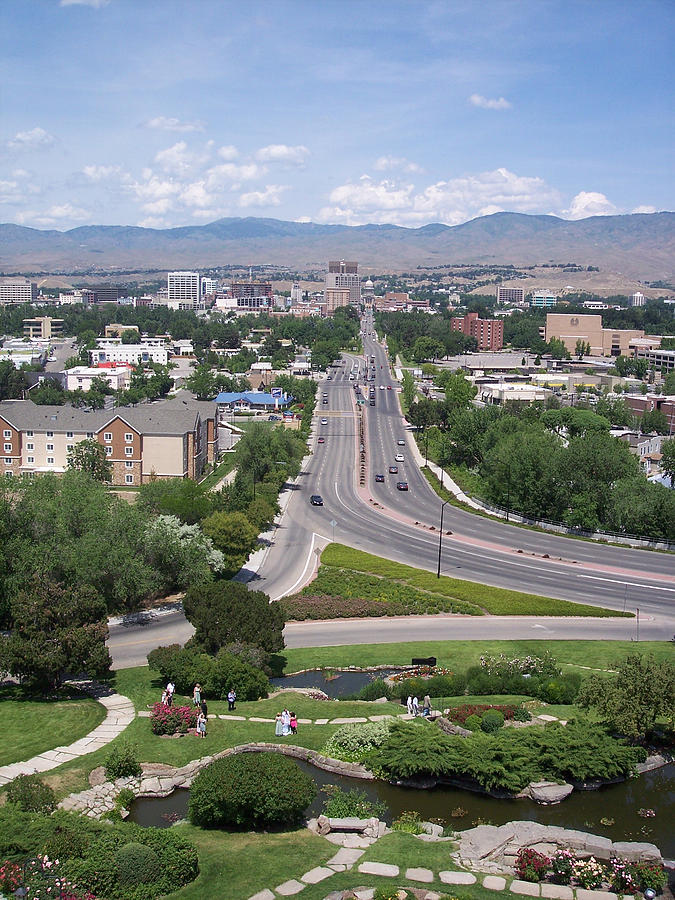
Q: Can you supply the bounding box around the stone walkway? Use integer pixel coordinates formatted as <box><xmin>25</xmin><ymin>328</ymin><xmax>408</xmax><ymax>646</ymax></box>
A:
<box><xmin>0</xmin><ymin>680</ymin><xmax>135</xmax><ymax>787</ymax></box>
<box><xmin>137</xmin><ymin>710</ymin><xmax>420</xmax><ymax>726</ymax></box>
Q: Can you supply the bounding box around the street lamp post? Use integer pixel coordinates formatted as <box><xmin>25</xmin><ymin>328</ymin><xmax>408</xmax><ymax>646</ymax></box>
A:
<box><xmin>424</xmin><ymin>429</ymin><xmax>429</xmax><ymax>466</ymax></box>
<box><xmin>437</xmin><ymin>498</ymin><xmax>451</xmax><ymax>578</ymax></box>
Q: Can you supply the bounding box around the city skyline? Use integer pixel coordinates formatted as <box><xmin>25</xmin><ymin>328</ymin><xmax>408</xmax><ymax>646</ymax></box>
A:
<box><xmin>1</xmin><ymin>0</ymin><xmax>673</xmax><ymax>231</ymax></box>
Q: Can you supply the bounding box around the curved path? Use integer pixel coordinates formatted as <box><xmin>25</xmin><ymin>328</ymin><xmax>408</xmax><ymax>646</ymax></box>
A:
<box><xmin>0</xmin><ymin>680</ymin><xmax>135</xmax><ymax>786</ymax></box>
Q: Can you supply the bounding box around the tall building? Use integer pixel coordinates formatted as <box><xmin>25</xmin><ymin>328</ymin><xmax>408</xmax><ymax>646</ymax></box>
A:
<box><xmin>326</xmin><ymin>260</ymin><xmax>360</xmax><ymax>305</ymax></box>
<box><xmin>496</xmin><ymin>286</ymin><xmax>524</xmax><ymax>305</ymax></box>
<box><xmin>23</xmin><ymin>317</ymin><xmax>64</xmax><ymax>340</ymax></box>
<box><xmin>451</xmin><ymin>312</ymin><xmax>503</xmax><ymax>350</ymax></box>
<box><xmin>362</xmin><ymin>279</ymin><xmax>375</xmax><ymax>306</ymax></box>
<box><xmin>290</xmin><ymin>283</ymin><xmax>303</xmax><ymax>304</ymax></box>
<box><xmin>324</xmin><ymin>288</ymin><xmax>351</xmax><ymax>316</ymax></box>
<box><xmin>529</xmin><ymin>290</ymin><xmax>558</xmax><ymax>309</ymax></box>
<box><xmin>630</xmin><ymin>291</ymin><xmax>646</xmax><ymax>307</ymax></box>
<box><xmin>230</xmin><ymin>281</ymin><xmax>273</xmax><ymax>299</ymax></box>
<box><xmin>201</xmin><ymin>277</ymin><xmax>217</xmax><ymax>296</ymax></box>
<box><xmin>167</xmin><ymin>271</ymin><xmax>201</xmax><ymax>304</ymax></box>
<box><xmin>0</xmin><ymin>279</ymin><xmax>38</xmax><ymax>305</ymax></box>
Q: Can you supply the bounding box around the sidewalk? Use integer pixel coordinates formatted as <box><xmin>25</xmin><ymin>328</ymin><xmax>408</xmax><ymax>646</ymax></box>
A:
<box><xmin>0</xmin><ymin>680</ymin><xmax>135</xmax><ymax>787</ymax></box>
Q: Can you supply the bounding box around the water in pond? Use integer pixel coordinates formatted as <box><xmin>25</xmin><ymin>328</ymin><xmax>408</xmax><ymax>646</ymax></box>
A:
<box><xmin>129</xmin><ymin>761</ymin><xmax>675</xmax><ymax>858</ymax></box>
<box><xmin>270</xmin><ymin>669</ymin><xmax>399</xmax><ymax>698</ymax></box>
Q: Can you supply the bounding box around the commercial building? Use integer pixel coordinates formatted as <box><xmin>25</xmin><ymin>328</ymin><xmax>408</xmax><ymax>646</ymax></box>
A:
<box><xmin>214</xmin><ymin>391</ymin><xmax>292</xmax><ymax>413</ymax></box>
<box><xmin>230</xmin><ymin>281</ymin><xmax>273</xmax><ymax>300</ymax></box>
<box><xmin>623</xmin><ymin>394</ymin><xmax>675</xmax><ymax>433</ymax></box>
<box><xmin>478</xmin><ymin>383</ymin><xmax>551</xmax><ymax>405</ymax></box>
<box><xmin>634</xmin><ymin>348</ymin><xmax>675</xmax><ymax>372</ymax></box>
<box><xmin>630</xmin><ymin>291</ymin><xmax>646</xmax><ymax>307</ymax></box>
<box><xmin>23</xmin><ymin>317</ymin><xmax>64</xmax><ymax>340</ymax></box>
<box><xmin>326</xmin><ymin>260</ymin><xmax>360</xmax><ymax>305</ymax></box>
<box><xmin>90</xmin><ymin>338</ymin><xmax>169</xmax><ymax>366</ymax></box>
<box><xmin>529</xmin><ymin>290</ymin><xmax>558</xmax><ymax>309</ymax></box>
<box><xmin>496</xmin><ymin>286</ymin><xmax>524</xmax><ymax>305</ymax></box>
<box><xmin>451</xmin><ymin>311</ymin><xmax>504</xmax><ymax>350</ymax></box>
<box><xmin>0</xmin><ymin>396</ymin><xmax>218</xmax><ymax>484</ymax></box>
<box><xmin>324</xmin><ymin>287</ymin><xmax>351</xmax><ymax>316</ymax></box>
<box><xmin>0</xmin><ymin>280</ymin><xmax>38</xmax><ymax>305</ymax></box>
<box><xmin>201</xmin><ymin>277</ymin><xmax>217</xmax><ymax>296</ymax></box>
<box><xmin>545</xmin><ymin>313</ymin><xmax>652</xmax><ymax>357</ymax></box>
<box><xmin>167</xmin><ymin>271</ymin><xmax>200</xmax><ymax>305</ymax></box>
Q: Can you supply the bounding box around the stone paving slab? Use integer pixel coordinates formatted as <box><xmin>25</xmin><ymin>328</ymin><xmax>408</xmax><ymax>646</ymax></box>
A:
<box><xmin>368</xmin><ymin>715</ymin><xmax>395</xmax><ymax>721</ymax></box>
<box><xmin>301</xmin><ymin>866</ymin><xmax>335</xmax><ymax>884</ymax></box>
<box><xmin>511</xmin><ymin>880</ymin><xmax>541</xmax><ymax>895</ymax></box>
<box><xmin>138</xmin><ymin>710</ymin><xmax>152</xmax><ymax>717</ymax></box>
<box><xmin>358</xmin><ymin>861</ymin><xmax>399</xmax><ymax>877</ymax></box>
<box><xmin>327</xmin><ymin>848</ymin><xmax>365</xmax><ymax>866</ymax></box>
<box><xmin>275</xmin><ymin>878</ymin><xmax>306</xmax><ymax>895</ymax></box>
<box><xmin>298</xmin><ymin>718</ymin><xmax>312</xmax><ymax>725</ymax></box>
<box><xmin>440</xmin><ymin>871</ymin><xmax>477</xmax><ymax>884</ymax></box>
<box><xmin>406</xmin><ymin>866</ymin><xmax>434</xmax><ymax>882</ymax></box>
<box><xmin>576</xmin><ymin>892</ymin><xmax>617</xmax><ymax>900</ymax></box>
<box><xmin>249</xmin><ymin>717</ymin><xmax>275</xmax><ymax>723</ymax></box>
<box><xmin>330</xmin><ymin>717</ymin><xmax>368</xmax><ymax>724</ymax></box>
<box><xmin>314</xmin><ymin>718</ymin><xmax>329</xmax><ymax>725</ymax></box>
<box><xmin>248</xmin><ymin>890</ymin><xmax>275</xmax><ymax>900</ymax></box>
<box><xmin>541</xmin><ymin>886</ymin><xmax>574</xmax><ymax>899</ymax></box>
<box><xmin>484</xmin><ymin>876</ymin><xmax>508</xmax><ymax>891</ymax></box>
<box><xmin>218</xmin><ymin>714</ymin><xmax>246</xmax><ymax>721</ymax></box>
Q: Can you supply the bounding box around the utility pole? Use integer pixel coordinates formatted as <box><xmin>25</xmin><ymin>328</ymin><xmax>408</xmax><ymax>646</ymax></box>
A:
<box><xmin>437</xmin><ymin>498</ymin><xmax>451</xmax><ymax>578</ymax></box>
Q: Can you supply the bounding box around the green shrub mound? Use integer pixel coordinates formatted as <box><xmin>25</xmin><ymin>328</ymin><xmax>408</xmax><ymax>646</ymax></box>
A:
<box><xmin>115</xmin><ymin>841</ymin><xmax>161</xmax><ymax>888</ymax></box>
<box><xmin>6</xmin><ymin>775</ymin><xmax>55</xmax><ymax>814</ymax></box>
<box><xmin>0</xmin><ymin>807</ymin><xmax>199</xmax><ymax>899</ymax></box>
<box><xmin>481</xmin><ymin>709</ymin><xmax>505</xmax><ymax>733</ymax></box>
<box><xmin>189</xmin><ymin>752</ymin><xmax>316</xmax><ymax>829</ymax></box>
<box><xmin>148</xmin><ymin>644</ymin><xmax>270</xmax><ymax>701</ymax></box>
<box><xmin>368</xmin><ymin>720</ymin><xmax>647</xmax><ymax>793</ymax></box>
<box><xmin>321</xmin><ymin>785</ymin><xmax>388</xmax><ymax>820</ymax></box>
<box><xmin>464</xmin><ymin>714</ymin><xmax>482</xmax><ymax>732</ymax></box>
<box><xmin>104</xmin><ymin>739</ymin><xmax>142</xmax><ymax>780</ymax></box>
<box><xmin>322</xmin><ymin>720</ymin><xmax>392</xmax><ymax>762</ymax></box>
<box><xmin>465</xmin><ymin>666</ymin><xmax>582</xmax><ymax>704</ymax></box>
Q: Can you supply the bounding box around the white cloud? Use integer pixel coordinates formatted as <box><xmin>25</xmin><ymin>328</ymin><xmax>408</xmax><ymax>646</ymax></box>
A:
<box><xmin>137</xmin><ymin>216</ymin><xmax>170</xmax><ymax>229</ymax></box>
<box><xmin>238</xmin><ymin>185</ymin><xmax>287</xmax><ymax>208</ymax></box>
<box><xmin>145</xmin><ymin>116</ymin><xmax>204</xmax><ymax>133</ymax></box>
<box><xmin>254</xmin><ymin>144</ymin><xmax>309</xmax><ymax>166</ymax></box>
<box><xmin>317</xmin><ymin>167</ymin><xmax>562</xmax><ymax>226</ymax></box>
<box><xmin>130</xmin><ymin>172</ymin><xmax>181</xmax><ymax>203</ymax></box>
<box><xmin>60</xmin><ymin>0</ymin><xmax>110</xmax><ymax>7</ymax></box>
<box><xmin>632</xmin><ymin>204</ymin><xmax>657</xmax><ymax>214</ymax></box>
<box><xmin>154</xmin><ymin>141</ymin><xmax>211</xmax><ymax>175</ymax></box>
<box><xmin>192</xmin><ymin>208</ymin><xmax>227</xmax><ymax>219</ymax></box>
<box><xmin>12</xmin><ymin>169</ymin><xmax>29</xmax><ymax>178</ymax></box>
<box><xmin>82</xmin><ymin>164</ymin><xmax>122</xmax><ymax>181</ymax></box>
<box><xmin>6</xmin><ymin>127</ymin><xmax>55</xmax><ymax>151</ymax></box>
<box><xmin>564</xmin><ymin>191</ymin><xmax>618</xmax><ymax>219</ymax></box>
<box><xmin>205</xmin><ymin>162</ymin><xmax>265</xmax><ymax>189</ymax></box>
<box><xmin>17</xmin><ymin>203</ymin><xmax>90</xmax><ymax>227</ymax></box>
<box><xmin>180</xmin><ymin>181</ymin><xmax>214</xmax><ymax>208</ymax></box>
<box><xmin>218</xmin><ymin>145</ymin><xmax>239</xmax><ymax>160</ymax></box>
<box><xmin>374</xmin><ymin>155</ymin><xmax>422</xmax><ymax>173</ymax></box>
<box><xmin>0</xmin><ymin>180</ymin><xmax>21</xmax><ymax>203</ymax></box>
<box><xmin>141</xmin><ymin>198</ymin><xmax>174</xmax><ymax>215</ymax></box>
<box><xmin>469</xmin><ymin>93</ymin><xmax>512</xmax><ymax>110</ymax></box>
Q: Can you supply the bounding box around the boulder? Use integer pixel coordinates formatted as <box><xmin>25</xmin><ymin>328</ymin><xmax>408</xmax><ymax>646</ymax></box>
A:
<box><xmin>526</xmin><ymin>782</ymin><xmax>574</xmax><ymax>804</ymax></box>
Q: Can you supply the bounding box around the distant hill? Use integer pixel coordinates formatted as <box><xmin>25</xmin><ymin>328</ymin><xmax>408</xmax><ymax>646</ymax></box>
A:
<box><xmin>1</xmin><ymin>211</ymin><xmax>673</xmax><ymax>281</ymax></box>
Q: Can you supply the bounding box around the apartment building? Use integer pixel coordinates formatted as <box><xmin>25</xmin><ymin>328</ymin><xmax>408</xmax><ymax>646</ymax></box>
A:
<box><xmin>451</xmin><ymin>311</ymin><xmax>504</xmax><ymax>350</ymax></box>
<box><xmin>496</xmin><ymin>286</ymin><xmax>524</xmax><ymax>305</ymax></box>
<box><xmin>324</xmin><ymin>287</ymin><xmax>351</xmax><ymax>315</ymax></box>
<box><xmin>90</xmin><ymin>338</ymin><xmax>169</xmax><ymax>366</ymax></box>
<box><xmin>0</xmin><ymin>280</ymin><xmax>38</xmax><ymax>305</ymax></box>
<box><xmin>529</xmin><ymin>290</ymin><xmax>558</xmax><ymax>309</ymax></box>
<box><xmin>167</xmin><ymin>271</ymin><xmax>200</xmax><ymax>304</ymax></box>
<box><xmin>0</xmin><ymin>397</ymin><xmax>218</xmax><ymax>485</ymax></box>
<box><xmin>64</xmin><ymin>365</ymin><xmax>131</xmax><ymax>392</ymax></box>
<box><xmin>23</xmin><ymin>317</ymin><xmax>64</xmax><ymax>340</ymax></box>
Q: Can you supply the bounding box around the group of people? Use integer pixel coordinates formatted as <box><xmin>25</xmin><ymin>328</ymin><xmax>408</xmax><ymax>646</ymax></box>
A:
<box><xmin>407</xmin><ymin>694</ymin><xmax>432</xmax><ymax>717</ymax></box>
<box><xmin>274</xmin><ymin>709</ymin><xmax>297</xmax><ymax>736</ymax></box>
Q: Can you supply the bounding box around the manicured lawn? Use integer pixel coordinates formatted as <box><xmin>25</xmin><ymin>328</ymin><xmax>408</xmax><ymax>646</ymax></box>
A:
<box><xmin>359</xmin><ymin>830</ymin><xmax>458</xmax><ymax>871</ymax></box>
<box><xmin>198</xmin><ymin>454</ymin><xmax>237</xmax><ymax>490</ymax></box>
<box><xmin>0</xmin><ymin>686</ymin><xmax>106</xmax><ymax>767</ymax></box>
<box><xmin>319</xmin><ymin>544</ymin><xmax>629</xmax><ymax>617</ymax></box>
<box><xmin>283</xmin><ymin>639</ymin><xmax>671</xmax><ymax>674</ymax></box>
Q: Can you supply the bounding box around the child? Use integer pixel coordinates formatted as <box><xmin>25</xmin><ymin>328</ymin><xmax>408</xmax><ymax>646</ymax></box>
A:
<box><xmin>290</xmin><ymin>712</ymin><xmax>298</xmax><ymax>735</ymax></box>
<box><xmin>197</xmin><ymin>711</ymin><xmax>207</xmax><ymax>738</ymax></box>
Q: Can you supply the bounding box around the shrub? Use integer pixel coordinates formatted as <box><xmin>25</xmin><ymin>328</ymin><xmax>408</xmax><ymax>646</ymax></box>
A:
<box><xmin>481</xmin><ymin>709</ymin><xmax>505</xmax><ymax>733</ymax></box>
<box><xmin>463</xmin><ymin>714</ymin><xmax>482</xmax><ymax>731</ymax></box>
<box><xmin>115</xmin><ymin>788</ymin><xmax>136</xmax><ymax>811</ymax></box>
<box><xmin>392</xmin><ymin>810</ymin><xmax>425</xmax><ymax>834</ymax></box>
<box><xmin>354</xmin><ymin>678</ymin><xmax>394</xmax><ymax>701</ymax></box>
<box><xmin>322</xmin><ymin>720</ymin><xmax>392</xmax><ymax>762</ymax></box>
<box><xmin>6</xmin><ymin>775</ymin><xmax>56</xmax><ymax>814</ymax></box>
<box><xmin>150</xmin><ymin>702</ymin><xmax>198</xmax><ymax>735</ymax></box>
<box><xmin>550</xmin><ymin>849</ymin><xmax>575</xmax><ymax>885</ymax></box>
<box><xmin>632</xmin><ymin>862</ymin><xmax>667</xmax><ymax>893</ymax></box>
<box><xmin>515</xmin><ymin>847</ymin><xmax>550</xmax><ymax>882</ymax></box>
<box><xmin>116</xmin><ymin>841</ymin><xmax>161</xmax><ymax>888</ymax></box>
<box><xmin>573</xmin><ymin>857</ymin><xmax>606</xmax><ymax>890</ymax></box>
<box><xmin>480</xmin><ymin>651</ymin><xmax>560</xmax><ymax>678</ymax></box>
<box><xmin>0</xmin><ymin>860</ymin><xmax>22</xmax><ymax>895</ymax></box>
<box><xmin>448</xmin><ymin>704</ymin><xmax>516</xmax><ymax>725</ymax></box>
<box><xmin>188</xmin><ymin>752</ymin><xmax>316</xmax><ymax>829</ymax></box>
<box><xmin>321</xmin><ymin>786</ymin><xmax>388</xmax><ymax>819</ymax></box>
<box><xmin>104</xmin><ymin>739</ymin><xmax>142</xmax><ymax>780</ymax></box>
<box><xmin>147</xmin><ymin>645</ymin><xmax>269</xmax><ymax>701</ymax></box>
<box><xmin>513</xmin><ymin>706</ymin><xmax>532</xmax><ymax>722</ymax></box>
<box><xmin>374</xmin><ymin>888</ymin><xmax>411</xmax><ymax>900</ymax></box>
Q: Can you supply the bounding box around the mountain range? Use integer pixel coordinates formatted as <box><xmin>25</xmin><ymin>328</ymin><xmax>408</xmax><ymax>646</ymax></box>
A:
<box><xmin>1</xmin><ymin>211</ymin><xmax>674</xmax><ymax>281</ymax></box>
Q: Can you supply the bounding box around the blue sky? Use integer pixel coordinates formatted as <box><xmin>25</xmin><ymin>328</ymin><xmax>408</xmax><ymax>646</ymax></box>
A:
<box><xmin>1</xmin><ymin>0</ymin><xmax>673</xmax><ymax>230</ymax></box>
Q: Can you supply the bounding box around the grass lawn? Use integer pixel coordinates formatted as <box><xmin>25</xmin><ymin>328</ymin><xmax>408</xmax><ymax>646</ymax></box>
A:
<box><xmin>283</xmin><ymin>639</ymin><xmax>671</xmax><ymax>674</ymax></box>
<box><xmin>316</xmin><ymin>544</ymin><xmax>630</xmax><ymax>617</ymax></box>
<box><xmin>0</xmin><ymin>686</ymin><xmax>106</xmax><ymax>767</ymax></box>
<box><xmin>359</xmin><ymin>830</ymin><xmax>458</xmax><ymax>871</ymax></box>
<box><xmin>198</xmin><ymin>454</ymin><xmax>237</xmax><ymax>491</ymax></box>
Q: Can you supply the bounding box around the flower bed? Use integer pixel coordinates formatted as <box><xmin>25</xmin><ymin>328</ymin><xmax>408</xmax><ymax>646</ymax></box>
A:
<box><xmin>150</xmin><ymin>703</ymin><xmax>198</xmax><ymax>736</ymax></box>
<box><xmin>447</xmin><ymin>703</ymin><xmax>517</xmax><ymax>724</ymax></box>
<box><xmin>515</xmin><ymin>847</ymin><xmax>667</xmax><ymax>894</ymax></box>
<box><xmin>480</xmin><ymin>652</ymin><xmax>560</xmax><ymax>677</ymax></box>
<box><xmin>388</xmin><ymin>665</ymin><xmax>454</xmax><ymax>681</ymax></box>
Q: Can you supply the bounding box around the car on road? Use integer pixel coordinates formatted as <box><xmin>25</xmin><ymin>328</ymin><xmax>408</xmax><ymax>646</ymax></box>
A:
<box><xmin>388</xmin><ymin>465</ymin><xmax>398</xmax><ymax>474</ymax></box>
<box><xmin>379</xmin><ymin>385</ymin><xmax>385</xmax><ymax>390</ymax></box>
<box><xmin>387</xmin><ymin>385</ymin><xmax>392</xmax><ymax>390</ymax></box>
<box><xmin>375</xmin><ymin>473</ymin><xmax>385</xmax><ymax>482</ymax></box>
<box><xmin>326</xmin><ymin>375</ymin><xmax>332</xmax><ymax>380</ymax></box>
<box><xmin>317</xmin><ymin>437</ymin><xmax>325</xmax><ymax>444</ymax></box>
<box><xmin>268</xmin><ymin>415</ymin><xmax>281</xmax><ymax>421</ymax></box>
<box><xmin>321</xmin><ymin>418</ymin><xmax>328</xmax><ymax>425</ymax></box>
<box><xmin>369</xmin><ymin>399</ymin><xmax>375</xmax><ymax>406</ymax></box>
<box><xmin>397</xmin><ymin>439</ymin><xmax>405</xmax><ymax>445</ymax></box>
<box><xmin>310</xmin><ymin>494</ymin><xmax>324</xmax><ymax>505</ymax></box>
<box><xmin>396</xmin><ymin>481</ymin><xmax>409</xmax><ymax>491</ymax></box>
<box><xmin>395</xmin><ymin>454</ymin><xmax>404</xmax><ymax>462</ymax></box>
<box><xmin>322</xmin><ymin>398</ymin><xmax>328</xmax><ymax>404</ymax></box>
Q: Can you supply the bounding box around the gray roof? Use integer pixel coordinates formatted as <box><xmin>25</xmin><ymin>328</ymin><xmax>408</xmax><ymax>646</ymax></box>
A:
<box><xmin>0</xmin><ymin>396</ymin><xmax>214</xmax><ymax>436</ymax></box>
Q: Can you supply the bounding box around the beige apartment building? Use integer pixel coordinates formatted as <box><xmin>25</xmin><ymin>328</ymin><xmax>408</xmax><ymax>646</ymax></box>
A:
<box><xmin>0</xmin><ymin>397</ymin><xmax>218</xmax><ymax>485</ymax></box>
<box><xmin>545</xmin><ymin>313</ymin><xmax>651</xmax><ymax>357</ymax></box>
<box><xmin>23</xmin><ymin>317</ymin><xmax>64</xmax><ymax>340</ymax></box>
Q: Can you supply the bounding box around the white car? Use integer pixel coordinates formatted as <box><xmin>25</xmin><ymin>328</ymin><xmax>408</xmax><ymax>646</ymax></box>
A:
<box><xmin>397</xmin><ymin>439</ymin><xmax>405</xmax><ymax>446</ymax></box>
<box><xmin>379</xmin><ymin>385</ymin><xmax>385</xmax><ymax>390</ymax></box>
<box><xmin>321</xmin><ymin>418</ymin><xmax>328</xmax><ymax>425</ymax></box>
<box><xmin>395</xmin><ymin>454</ymin><xmax>404</xmax><ymax>462</ymax></box>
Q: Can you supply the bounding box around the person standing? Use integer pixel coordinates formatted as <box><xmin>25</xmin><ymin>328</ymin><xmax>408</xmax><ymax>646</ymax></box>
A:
<box><xmin>275</xmin><ymin>713</ymin><xmax>283</xmax><ymax>737</ymax></box>
<box><xmin>281</xmin><ymin>708</ymin><xmax>291</xmax><ymax>735</ymax></box>
<box><xmin>227</xmin><ymin>688</ymin><xmax>236</xmax><ymax>711</ymax></box>
<box><xmin>412</xmin><ymin>696</ymin><xmax>419</xmax><ymax>717</ymax></box>
<box><xmin>193</xmin><ymin>684</ymin><xmax>201</xmax><ymax>707</ymax></box>
<box><xmin>166</xmin><ymin>680</ymin><xmax>175</xmax><ymax>707</ymax></box>
<box><xmin>406</xmin><ymin>695</ymin><xmax>413</xmax><ymax>716</ymax></box>
<box><xmin>422</xmin><ymin>694</ymin><xmax>431</xmax><ymax>717</ymax></box>
<box><xmin>290</xmin><ymin>712</ymin><xmax>298</xmax><ymax>735</ymax></box>
<box><xmin>200</xmin><ymin>699</ymin><xmax>208</xmax><ymax>719</ymax></box>
<box><xmin>196</xmin><ymin>711</ymin><xmax>207</xmax><ymax>738</ymax></box>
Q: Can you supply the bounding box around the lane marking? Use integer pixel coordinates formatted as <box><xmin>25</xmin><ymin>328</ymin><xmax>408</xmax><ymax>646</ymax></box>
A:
<box><xmin>270</xmin><ymin>532</ymin><xmax>325</xmax><ymax>602</ymax></box>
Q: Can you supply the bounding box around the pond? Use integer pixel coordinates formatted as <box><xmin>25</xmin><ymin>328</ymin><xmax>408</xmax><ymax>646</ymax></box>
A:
<box><xmin>128</xmin><ymin>760</ymin><xmax>675</xmax><ymax>858</ymax></box>
<box><xmin>270</xmin><ymin>668</ymin><xmax>400</xmax><ymax>699</ymax></box>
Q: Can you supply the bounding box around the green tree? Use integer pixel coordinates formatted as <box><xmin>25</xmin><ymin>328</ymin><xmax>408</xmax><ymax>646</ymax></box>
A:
<box><xmin>0</xmin><ymin>361</ymin><xmax>27</xmax><ymax>400</ymax></box>
<box><xmin>661</xmin><ymin>438</ymin><xmax>675</xmax><ymax>484</ymax></box>
<box><xmin>182</xmin><ymin>581</ymin><xmax>285</xmax><ymax>654</ymax></box>
<box><xmin>663</xmin><ymin>371</ymin><xmax>675</xmax><ymax>396</ymax></box>
<box><xmin>412</xmin><ymin>336</ymin><xmax>443</xmax><ymax>363</ymax></box>
<box><xmin>121</xmin><ymin>329</ymin><xmax>140</xmax><ymax>344</ymax></box>
<box><xmin>143</xmin><ymin>514</ymin><xmax>224</xmax><ymax>591</ymax></box>
<box><xmin>577</xmin><ymin>654</ymin><xmax>675</xmax><ymax>739</ymax></box>
<box><xmin>29</xmin><ymin>378</ymin><xmax>66</xmax><ymax>405</ymax></box>
<box><xmin>547</xmin><ymin>337</ymin><xmax>570</xmax><ymax>360</ymax></box>
<box><xmin>0</xmin><ymin>579</ymin><xmax>111</xmax><ymax>691</ymax></box>
<box><xmin>444</xmin><ymin>371</ymin><xmax>477</xmax><ymax>410</ymax></box>
<box><xmin>640</xmin><ymin>408</ymin><xmax>669</xmax><ymax>434</ymax></box>
<box><xmin>67</xmin><ymin>439</ymin><xmax>112</xmax><ymax>482</ymax></box>
<box><xmin>137</xmin><ymin>478</ymin><xmax>212</xmax><ymax>524</ymax></box>
<box><xmin>200</xmin><ymin>510</ymin><xmax>258</xmax><ymax>575</ymax></box>
<box><xmin>401</xmin><ymin>370</ymin><xmax>417</xmax><ymax>409</ymax></box>
<box><xmin>185</xmin><ymin>364</ymin><xmax>218</xmax><ymax>400</ymax></box>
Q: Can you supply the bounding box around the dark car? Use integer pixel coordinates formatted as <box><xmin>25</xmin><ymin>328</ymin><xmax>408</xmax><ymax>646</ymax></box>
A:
<box><xmin>388</xmin><ymin>465</ymin><xmax>398</xmax><ymax>474</ymax></box>
<box><xmin>375</xmin><ymin>473</ymin><xmax>385</xmax><ymax>482</ymax></box>
<box><xmin>396</xmin><ymin>481</ymin><xmax>409</xmax><ymax>491</ymax></box>
<box><xmin>317</xmin><ymin>437</ymin><xmax>325</xmax><ymax>444</ymax></box>
<box><xmin>369</xmin><ymin>399</ymin><xmax>375</xmax><ymax>406</ymax></box>
<box><xmin>310</xmin><ymin>495</ymin><xmax>324</xmax><ymax>506</ymax></box>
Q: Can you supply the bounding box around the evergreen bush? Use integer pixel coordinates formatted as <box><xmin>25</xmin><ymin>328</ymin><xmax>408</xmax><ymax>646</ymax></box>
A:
<box><xmin>188</xmin><ymin>752</ymin><xmax>316</xmax><ymax>829</ymax></box>
<box><xmin>481</xmin><ymin>709</ymin><xmax>505</xmax><ymax>732</ymax></box>
<box><xmin>104</xmin><ymin>739</ymin><xmax>142</xmax><ymax>780</ymax></box>
<box><xmin>6</xmin><ymin>775</ymin><xmax>55</xmax><ymax>814</ymax></box>
<box><xmin>321</xmin><ymin>786</ymin><xmax>388</xmax><ymax>819</ymax></box>
<box><xmin>147</xmin><ymin>644</ymin><xmax>269</xmax><ymax>701</ymax></box>
<box><xmin>322</xmin><ymin>720</ymin><xmax>392</xmax><ymax>762</ymax></box>
<box><xmin>115</xmin><ymin>841</ymin><xmax>161</xmax><ymax>888</ymax></box>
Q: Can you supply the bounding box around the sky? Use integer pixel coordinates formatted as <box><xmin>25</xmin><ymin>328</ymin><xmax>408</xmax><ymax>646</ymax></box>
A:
<box><xmin>0</xmin><ymin>0</ymin><xmax>673</xmax><ymax>232</ymax></box>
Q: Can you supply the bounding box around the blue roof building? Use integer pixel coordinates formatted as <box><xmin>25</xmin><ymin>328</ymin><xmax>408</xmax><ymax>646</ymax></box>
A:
<box><xmin>214</xmin><ymin>391</ymin><xmax>292</xmax><ymax>410</ymax></box>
